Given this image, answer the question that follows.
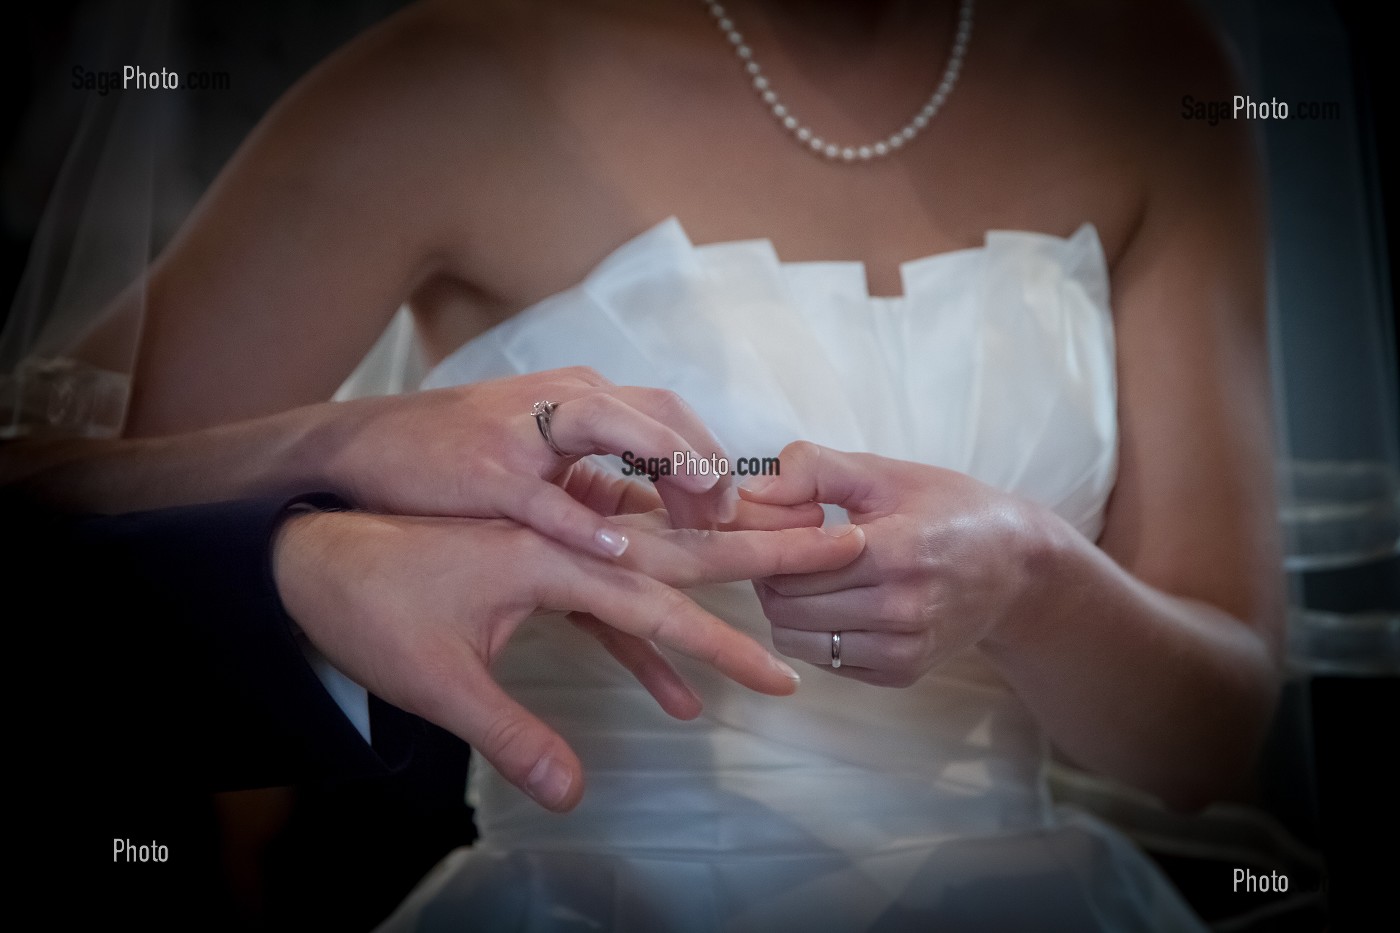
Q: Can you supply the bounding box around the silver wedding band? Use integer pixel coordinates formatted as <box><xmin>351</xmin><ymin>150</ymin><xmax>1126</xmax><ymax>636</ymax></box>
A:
<box><xmin>831</xmin><ymin>631</ymin><xmax>842</xmax><ymax>669</ymax></box>
<box><xmin>531</xmin><ymin>400</ymin><xmax>568</xmax><ymax>457</ymax></box>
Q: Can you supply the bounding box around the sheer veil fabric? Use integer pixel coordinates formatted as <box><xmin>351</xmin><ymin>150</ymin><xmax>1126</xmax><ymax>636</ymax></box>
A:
<box><xmin>377</xmin><ymin>218</ymin><xmax>1207</xmax><ymax>931</ymax></box>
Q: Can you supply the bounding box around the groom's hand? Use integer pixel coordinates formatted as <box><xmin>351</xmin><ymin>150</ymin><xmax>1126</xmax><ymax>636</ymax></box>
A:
<box><xmin>272</xmin><ymin>509</ymin><xmax>864</xmax><ymax>811</ymax></box>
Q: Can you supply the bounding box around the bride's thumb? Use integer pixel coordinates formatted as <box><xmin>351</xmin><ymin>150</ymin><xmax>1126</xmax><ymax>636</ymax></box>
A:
<box><xmin>737</xmin><ymin>441</ymin><xmax>877</xmax><ymax>512</ymax></box>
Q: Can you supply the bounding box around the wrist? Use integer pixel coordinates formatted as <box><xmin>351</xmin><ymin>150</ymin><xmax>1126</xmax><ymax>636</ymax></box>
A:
<box><xmin>980</xmin><ymin>500</ymin><xmax>1083</xmax><ymax>659</ymax></box>
<box><xmin>296</xmin><ymin>396</ymin><xmax>385</xmax><ymax>509</ymax></box>
<box><xmin>270</xmin><ymin>495</ymin><xmax>352</xmax><ymax>627</ymax></box>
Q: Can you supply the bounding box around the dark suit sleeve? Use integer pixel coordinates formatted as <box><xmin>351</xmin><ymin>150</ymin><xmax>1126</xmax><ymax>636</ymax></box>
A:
<box><xmin>8</xmin><ymin>491</ymin><xmax>429</xmax><ymax>791</ymax></box>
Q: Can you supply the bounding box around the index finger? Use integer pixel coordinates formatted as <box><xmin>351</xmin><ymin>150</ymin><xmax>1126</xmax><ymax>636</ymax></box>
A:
<box><xmin>610</xmin><ymin>386</ymin><xmax>737</xmax><ymax>528</ymax></box>
<box><xmin>614</xmin><ymin>521</ymin><xmax>867</xmax><ymax>588</ymax></box>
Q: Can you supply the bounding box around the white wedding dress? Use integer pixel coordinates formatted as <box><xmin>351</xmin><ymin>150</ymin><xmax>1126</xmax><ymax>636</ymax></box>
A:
<box><xmin>377</xmin><ymin>218</ymin><xmax>1207</xmax><ymax>931</ymax></box>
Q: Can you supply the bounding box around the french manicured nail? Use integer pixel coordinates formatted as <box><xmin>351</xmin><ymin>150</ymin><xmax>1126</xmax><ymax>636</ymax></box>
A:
<box><xmin>769</xmin><ymin>653</ymin><xmax>801</xmax><ymax>684</ymax></box>
<box><xmin>822</xmin><ymin>523</ymin><xmax>858</xmax><ymax>537</ymax></box>
<box><xmin>595</xmin><ymin>527</ymin><xmax>629</xmax><ymax>558</ymax></box>
<box><xmin>689</xmin><ymin>462</ymin><xmax>722</xmax><ymax>491</ymax></box>
<box><xmin>526</xmin><ymin>755</ymin><xmax>573</xmax><ymax>808</ymax></box>
<box><xmin>740</xmin><ymin>475</ymin><xmax>776</xmax><ymax>495</ymax></box>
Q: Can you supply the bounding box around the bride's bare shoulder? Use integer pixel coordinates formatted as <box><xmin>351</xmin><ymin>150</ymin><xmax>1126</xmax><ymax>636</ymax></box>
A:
<box><xmin>997</xmin><ymin>0</ymin><xmax>1240</xmax><ymax>96</ymax></box>
<box><xmin>245</xmin><ymin>0</ymin><xmax>575</xmax><ymax>167</ymax></box>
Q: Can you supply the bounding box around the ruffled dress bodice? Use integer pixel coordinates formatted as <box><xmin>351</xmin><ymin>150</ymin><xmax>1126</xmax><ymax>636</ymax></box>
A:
<box><xmin>383</xmin><ymin>218</ymin><xmax>1204</xmax><ymax>931</ymax></box>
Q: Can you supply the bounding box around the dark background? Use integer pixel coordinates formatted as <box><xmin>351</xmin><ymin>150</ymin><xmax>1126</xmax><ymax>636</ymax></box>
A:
<box><xmin>2</xmin><ymin>2</ymin><xmax>1395</xmax><ymax>930</ymax></box>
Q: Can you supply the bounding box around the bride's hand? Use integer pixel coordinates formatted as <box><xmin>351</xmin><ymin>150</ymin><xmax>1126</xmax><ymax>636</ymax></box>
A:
<box><xmin>273</xmin><ymin>507</ymin><xmax>864</xmax><ymax>810</ymax></box>
<box><xmin>738</xmin><ymin>441</ymin><xmax>1047</xmax><ymax>687</ymax></box>
<box><xmin>318</xmin><ymin>367</ymin><xmax>748</xmax><ymax>554</ymax></box>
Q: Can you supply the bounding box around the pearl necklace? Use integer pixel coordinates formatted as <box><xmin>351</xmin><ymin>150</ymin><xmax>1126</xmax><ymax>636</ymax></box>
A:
<box><xmin>702</xmin><ymin>0</ymin><xmax>975</xmax><ymax>161</ymax></box>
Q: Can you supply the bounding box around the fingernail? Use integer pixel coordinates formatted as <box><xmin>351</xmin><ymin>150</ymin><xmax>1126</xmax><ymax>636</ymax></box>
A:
<box><xmin>740</xmin><ymin>475</ymin><xmax>776</xmax><ymax>495</ymax></box>
<box><xmin>595</xmin><ymin>527</ymin><xmax>629</xmax><ymax>558</ymax></box>
<box><xmin>526</xmin><ymin>755</ymin><xmax>573</xmax><ymax>808</ymax></box>
<box><xmin>768</xmin><ymin>653</ymin><xmax>801</xmax><ymax>685</ymax></box>
<box><xmin>689</xmin><ymin>463</ymin><xmax>721</xmax><ymax>491</ymax></box>
<box><xmin>821</xmin><ymin>523</ymin><xmax>858</xmax><ymax>537</ymax></box>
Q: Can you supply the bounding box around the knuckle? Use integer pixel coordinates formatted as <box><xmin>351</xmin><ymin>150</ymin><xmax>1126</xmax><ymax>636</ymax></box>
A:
<box><xmin>566</xmin><ymin>394</ymin><xmax>605</xmax><ymax>436</ymax></box>
<box><xmin>914</xmin><ymin>527</ymin><xmax>944</xmax><ymax>571</ymax></box>
<box><xmin>654</xmin><ymin>585</ymin><xmax>694</xmax><ymax>630</ymax></box>
<box><xmin>480</xmin><ymin>712</ymin><xmax>536</xmax><ymax>768</ymax></box>
<box><xmin>883</xmin><ymin>591</ymin><xmax>921</xmax><ymax>628</ymax></box>
<box><xmin>888</xmin><ymin>637</ymin><xmax>923</xmax><ymax>670</ymax></box>
<box><xmin>650</xmin><ymin>389</ymin><xmax>691</xmax><ymax>424</ymax></box>
<box><xmin>765</xmin><ymin>541</ymin><xmax>802</xmax><ymax>577</ymax></box>
<box><xmin>784</xmin><ymin>439</ymin><xmax>819</xmax><ymax>461</ymax></box>
<box><xmin>561</xmin><ymin>365</ymin><xmax>603</xmax><ymax>384</ymax></box>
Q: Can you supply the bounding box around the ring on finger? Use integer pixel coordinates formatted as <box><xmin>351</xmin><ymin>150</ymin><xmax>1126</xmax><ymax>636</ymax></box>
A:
<box><xmin>531</xmin><ymin>400</ymin><xmax>569</xmax><ymax>457</ymax></box>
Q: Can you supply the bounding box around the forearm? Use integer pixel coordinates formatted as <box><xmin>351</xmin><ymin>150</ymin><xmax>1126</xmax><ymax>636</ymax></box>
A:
<box><xmin>0</xmin><ymin>404</ymin><xmax>342</xmax><ymax>513</ymax></box>
<box><xmin>11</xmin><ymin>495</ymin><xmax>417</xmax><ymax>788</ymax></box>
<box><xmin>982</xmin><ymin>508</ymin><xmax>1282</xmax><ymax>811</ymax></box>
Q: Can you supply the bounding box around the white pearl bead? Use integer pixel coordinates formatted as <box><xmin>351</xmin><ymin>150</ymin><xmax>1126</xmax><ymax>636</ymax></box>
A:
<box><xmin>706</xmin><ymin>0</ymin><xmax>974</xmax><ymax>163</ymax></box>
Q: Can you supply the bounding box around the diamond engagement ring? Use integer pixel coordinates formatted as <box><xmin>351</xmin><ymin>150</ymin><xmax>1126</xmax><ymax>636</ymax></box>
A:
<box><xmin>831</xmin><ymin>632</ymin><xmax>842</xmax><ymax>669</ymax></box>
<box><xmin>531</xmin><ymin>400</ymin><xmax>568</xmax><ymax>457</ymax></box>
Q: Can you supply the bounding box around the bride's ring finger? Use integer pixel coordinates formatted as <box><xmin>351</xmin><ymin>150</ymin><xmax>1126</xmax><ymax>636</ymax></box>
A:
<box><xmin>531</xmin><ymin>400</ymin><xmax>569</xmax><ymax>456</ymax></box>
<box><xmin>770</xmin><ymin>627</ymin><xmax>918</xmax><ymax>672</ymax></box>
<box><xmin>525</xmin><ymin>393</ymin><xmax>718</xmax><ymax>493</ymax></box>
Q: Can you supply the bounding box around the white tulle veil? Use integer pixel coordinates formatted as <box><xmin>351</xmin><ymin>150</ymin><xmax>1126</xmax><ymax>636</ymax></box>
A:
<box><xmin>1</xmin><ymin>1</ymin><xmax>175</xmax><ymax>438</ymax></box>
